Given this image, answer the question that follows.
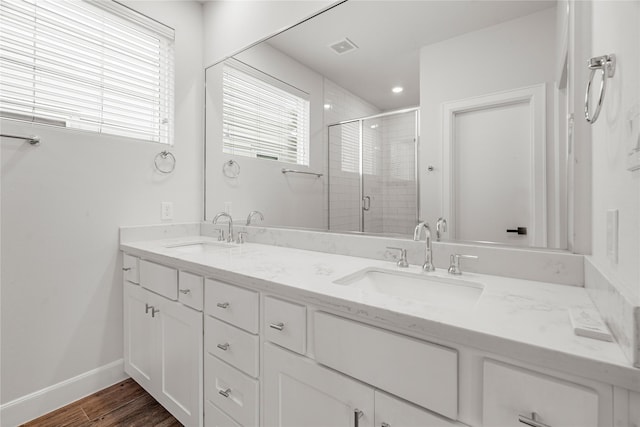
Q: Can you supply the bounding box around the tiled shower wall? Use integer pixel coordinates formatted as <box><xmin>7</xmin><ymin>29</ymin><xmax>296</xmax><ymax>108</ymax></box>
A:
<box><xmin>381</xmin><ymin>111</ymin><xmax>418</xmax><ymax>235</ymax></box>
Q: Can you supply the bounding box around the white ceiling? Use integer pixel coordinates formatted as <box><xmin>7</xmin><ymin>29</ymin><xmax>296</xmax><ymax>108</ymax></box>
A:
<box><xmin>266</xmin><ymin>1</ymin><xmax>556</xmax><ymax>111</ymax></box>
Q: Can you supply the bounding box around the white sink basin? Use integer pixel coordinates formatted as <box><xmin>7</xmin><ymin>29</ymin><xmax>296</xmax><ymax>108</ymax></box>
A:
<box><xmin>165</xmin><ymin>241</ymin><xmax>235</xmax><ymax>254</ymax></box>
<box><xmin>334</xmin><ymin>268</ymin><xmax>484</xmax><ymax>309</ymax></box>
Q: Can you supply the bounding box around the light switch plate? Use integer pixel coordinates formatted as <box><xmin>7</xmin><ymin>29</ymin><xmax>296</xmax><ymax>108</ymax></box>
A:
<box><xmin>161</xmin><ymin>202</ymin><xmax>174</xmax><ymax>220</ymax></box>
<box><xmin>606</xmin><ymin>209</ymin><xmax>618</xmax><ymax>263</ymax></box>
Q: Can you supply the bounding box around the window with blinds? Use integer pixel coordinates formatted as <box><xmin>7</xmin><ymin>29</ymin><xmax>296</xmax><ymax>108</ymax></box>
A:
<box><xmin>222</xmin><ymin>62</ymin><xmax>310</xmax><ymax>165</ymax></box>
<box><xmin>0</xmin><ymin>0</ymin><xmax>175</xmax><ymax>144</ymax></box>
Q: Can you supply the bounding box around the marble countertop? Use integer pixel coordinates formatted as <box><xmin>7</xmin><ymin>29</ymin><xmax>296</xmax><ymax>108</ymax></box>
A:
<box><xmin>121</xmin><ymin>235</ymin><xmax>640</xmax><ymax>392</ymax></box>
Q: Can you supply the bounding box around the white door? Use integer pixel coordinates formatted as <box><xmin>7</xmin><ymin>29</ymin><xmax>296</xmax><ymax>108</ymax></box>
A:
<box><xmin>123</xmin><ymin>282</ymin><xmax>158</xmax><ymax>394</ymax></box>
<box><xmin>443</xmin><ymin>85</ymin><xmax>546</xmax><ymax>247</ymax></box>
<box><xmin>158</xmin><ymin>299</ymin><xmax>203</xmax><ymax>427</ymax></box>
<box><xmin>263</xmin><ymin>343</ymin><xmax>374</xmax><ymax>427</ymax></box>
<box><xmin>455</xmin><ymin>102</ymin><xmax>530</xmax><ymax>246</ymax></box>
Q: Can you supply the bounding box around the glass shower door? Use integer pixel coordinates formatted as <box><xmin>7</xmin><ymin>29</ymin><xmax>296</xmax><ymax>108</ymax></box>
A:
<box><xmin>328</xmin><ymin>121</ymin><xmax>361</xmax><ymax>232</ymax></box>
<box><xmin>362</xmin><ymin>110</ymin><xmax>418</xmax><ymax>236</ymax></box>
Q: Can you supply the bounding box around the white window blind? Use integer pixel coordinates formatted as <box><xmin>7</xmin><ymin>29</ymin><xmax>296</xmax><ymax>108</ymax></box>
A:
<box><xmin>0</xmin><ymin>0</ymin><xmax>175</xmax><ymax>144</ymax></box>
<box><xmin>222</xmin><ymin>61</ymin><xmax>310</xmax><ymax>165</ymax></box>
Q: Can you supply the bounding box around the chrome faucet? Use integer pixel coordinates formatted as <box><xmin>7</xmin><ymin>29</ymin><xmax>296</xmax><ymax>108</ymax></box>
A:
<box><xmin>213</xmin><ymin>212</ymin><xmax>234</xmax><ymax>243</ymax></box>
<box><xmin>436</xmin><ymin>217</ymin><xmax>447</xmax><ymax>241</ymax></box>
<box><xmin>413</xmin><ymin>222</ymin><xmax>435</xmax><ymax>272</ymax></box>
<box><xmin>246</xmin><ymin>210</ymin><xmax>264</xmax><ymax>226</ymax></box>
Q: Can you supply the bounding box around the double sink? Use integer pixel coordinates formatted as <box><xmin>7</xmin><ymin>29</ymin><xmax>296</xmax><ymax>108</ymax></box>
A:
<box><xmin>165</xmin><ymin>241</ymin><xmax>484</xmax><ymax>309</ymax></box>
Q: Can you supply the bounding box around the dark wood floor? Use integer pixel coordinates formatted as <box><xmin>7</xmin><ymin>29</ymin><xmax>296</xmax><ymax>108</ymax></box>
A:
<box><xmin>21</xmin><ymin>379</ymin><xmax>182</xmax><ymax>427</ymax></box>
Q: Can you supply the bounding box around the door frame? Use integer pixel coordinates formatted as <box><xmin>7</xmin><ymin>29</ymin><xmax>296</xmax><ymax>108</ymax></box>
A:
<box><xmin>442</xmin><ymin>84</ymin><xmax>547</xmax><ymax>247</ymax></box>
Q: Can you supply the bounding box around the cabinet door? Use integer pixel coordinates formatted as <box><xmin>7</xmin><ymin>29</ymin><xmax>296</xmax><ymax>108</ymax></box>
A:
<box><xmin>483</xmin><ymin>360</ymin><xmax>599</xmax><ymax>427</ymax></box>
<box><xmin>124</xmin><ymin>282</ymin><xmax>158</xmax><ymax>394</ymax></box>
<box><xmin>374</xmin><ymin>391</ymin><xmax>459</xmax><ymax>427</ymax></box>
<box><xmin>264</xmin><ymin>343</ymin><xmax>374</xmax><ymax>427</ymax></box>
<box><xmin>158</xmin><ymin>298</ymin><xmax>203</xmax><ymax>427</ymax></box>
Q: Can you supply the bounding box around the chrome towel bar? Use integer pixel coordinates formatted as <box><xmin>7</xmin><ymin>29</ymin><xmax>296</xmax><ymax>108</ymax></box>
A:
<box><xmin>281</xmin><ymin>168</ymin><xmax>323</xmax><ymax>177</ymax></box>
<box><xmin>0</xmin><ymin>133</ymin><xmax>40</xmax><ymax>145</ymax></box>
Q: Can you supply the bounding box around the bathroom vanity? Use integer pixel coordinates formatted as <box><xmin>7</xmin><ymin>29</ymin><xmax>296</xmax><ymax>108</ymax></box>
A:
<box><xmin>120</xmin><ymin>228</ymin><xmax>640</xmax><ymax>427</ymax></box>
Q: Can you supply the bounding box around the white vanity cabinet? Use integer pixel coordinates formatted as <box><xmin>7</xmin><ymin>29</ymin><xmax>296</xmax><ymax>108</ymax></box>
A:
<box><xmin>482</xmin><ymin>360</ymin><xmax>600</xmax><ymax>427</ymax></box>
<box><xmin>123</xmin><ymin>258</ymin><xmax>203</xmax><ymax>427</ymax></box>
<box><xmin>204</xmin><ymin>279</ymin><xmax>261</xmax><ymax>427</ymax></box>
<box><xmin>263</xmin><ymin>343</ymin><xmax>375</xmax><ymax>427</ymax></box>
<box><xmin>263</xmin><ymin>343</ymin><xmax>461</xmax><ymax>427</ymax></box>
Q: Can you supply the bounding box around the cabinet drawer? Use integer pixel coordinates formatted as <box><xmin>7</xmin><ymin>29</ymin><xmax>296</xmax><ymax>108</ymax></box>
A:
<box><xmin>205</xmin><ymin>316</ymin><xmax>259</xmax><ymax>378</ymax></box>
<box><xmin>483</xmin><ymin>360</ymin><xmax>599</xmax><ymax>427</ymax></box>
<box><xmin>179</xmin><ymin>271</ymin><xmax>204</xmax><ymax>311</ymax></box>
<box><xmin>314</xmin><ymin>312</ymin><xmax>458</xmax><ymax>420</ymax></box>
<box><xmin>205</xmin><ymin>401</ymin><xmax>242</xmax><ymax>427</ymax></box>
<box><xmin>139</xmin><ymin>260</ymin><xmax>178</xmax><ymax>300</ymax></box>
<box><xmin>205</xmin><ymin>355</ymin><xmax>258</xmax><ymax>427</ymax></box>
<box><xmin>264</xmin><ymin>296</ymin><xmax>306</xmax><ymax>355</ymax></box>
<box><xmin>375</xmin><ymin>391</ymin><xmax>460</xmax><ymax>427</ymax></box>
<box><xmin>123</xmin><ymin>254</ymin><xmax>139</xmax><ymax>284</ymax></box>
<box><xmin>205</xmin><ymin>279</ymin><xmax>259</xmax><ymax>333</ymax></box>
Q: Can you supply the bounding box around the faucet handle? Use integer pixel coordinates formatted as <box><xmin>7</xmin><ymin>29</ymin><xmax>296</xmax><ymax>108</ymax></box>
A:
<box><xmin>386</xmin><ymin>247</ymin><xmax>409</xmax><ymax>268</ymax></box>
<box><xmin>448</xmin><ymin>254</ymin><xmax>478</xmax><ymax>275</ymax></box>
<box><xmin>236</xmin><ymin>232</ymin><xmax>247</xmax><ymax>244</ymax></box>
<box><xmin>214</xmin><ymin>228</ymin><xmax>226</xmax><ymax>242</ymax></box>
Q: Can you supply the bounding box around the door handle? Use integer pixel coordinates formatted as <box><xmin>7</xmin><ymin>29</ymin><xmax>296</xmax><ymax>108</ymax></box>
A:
<box><xmin>363</xmin><ymin>196</ymin><xmax>371</xmax><ymax>211</ymax></box>
<box><xmin>354</xmin><ymin>409</ymin><xmax>364</xmax><ymax>427</ymax></box>
<box><xmin>506</xmin><ymin>227</ymin><xmax>527</xmax><ymax>235</ymax></box>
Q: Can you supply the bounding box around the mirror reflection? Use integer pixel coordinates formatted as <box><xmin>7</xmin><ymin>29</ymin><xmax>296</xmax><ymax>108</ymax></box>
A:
<box><xmin>205</xmin><ymin>0</ymin><xmax>567</xmax><ymax>249</ymax></box>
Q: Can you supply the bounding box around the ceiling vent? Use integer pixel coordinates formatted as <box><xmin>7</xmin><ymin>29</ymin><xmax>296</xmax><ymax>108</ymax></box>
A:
<box><xmin>328</xmin><ymin>38</ymin><xmax>358</xmax><ymax>55</ymax></box>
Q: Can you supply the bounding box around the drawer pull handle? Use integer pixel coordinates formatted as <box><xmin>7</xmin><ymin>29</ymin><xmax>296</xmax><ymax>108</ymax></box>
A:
<box><xmin>269</xmin><ymin>322</ymin><xmax>284</xmax><ymax>331</ymax></box>
<box><xmin>381</xmin><ymin>423</ymin><xmax>390</xmax><ymax>427</ymax></box>
<box><xmin>122</xmin><ymin>267</ymin><xmax>132</xmax><ymax>271</ymax></box>
<box><xmin>145</xmin><ymin>303</ymin><xmax>152</xmax><ymax>314</ymax></box>
<box><xmin>518</xmin><ymin>412</ymin><xmax>551</xmax><ymax>427</ymax></box>
<box><xmin>179</xmin><ymin>288</ymin><xmax>191</xmax><ymax>295</ymax></box>
<box><xmin>151</xmin><ymin>307</ymin><xmax>160</xmax><ymax>318</ymax></box>
<box><xmin>217</xmin><ymin>343</ymin><xmax>230</xmax><ymax>351</ymax></box>
<box><xmin>217</xmin><ymin>302</ymin><xmax>230</xmax><ymax>309</ymax></box>
<box><xmin>219</xmin><ymin>388</ymin><xmax>231</xmax><ymax>398</ymax></box>
<box><xmin>354</xmin><ymin>409</ymin><xmax>364</xmax><ymax>427</ymax></box>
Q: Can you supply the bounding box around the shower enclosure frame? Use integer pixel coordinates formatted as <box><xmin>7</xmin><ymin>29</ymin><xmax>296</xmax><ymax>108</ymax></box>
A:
<box><xmin>327</xmin><ymin>107</ymin><xmax>420</xmax><ymax>234</ymax></box>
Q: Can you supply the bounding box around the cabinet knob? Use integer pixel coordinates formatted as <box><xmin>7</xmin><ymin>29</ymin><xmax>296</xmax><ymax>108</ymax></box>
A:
<box><xmin>217</xmin><ymin>302</ymin><xmax>230</xmax><ymax>309</ymax></box>
<box><xmin>179</xmin><ymin>288</ymin><xmax>191</xmax><ymax>295</ymax></box>
<box><xmin>269</xmin><ymin>322</ymin><xmax>284</xmax><ymax>331</ymax></box>
<box><xmin>218</xmin><ymin>388</ymin><xmax>231</xmax><ymax>398</ymax></box>
<box><xmin>217</xmin><ymin>343</ymin><xmax>230</xmax><ymax>351</ymax></box>
<box><xmin>518</xmin><ymin>412</ymin><xmax>551</xmax><ymax>427</ymax></box>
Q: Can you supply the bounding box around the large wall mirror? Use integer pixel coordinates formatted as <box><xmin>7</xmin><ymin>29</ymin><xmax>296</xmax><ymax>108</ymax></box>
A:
<box><xmin>205</xmin><ymin>0</ymin><xmax>569</xmax><ymax>249</ymax></box>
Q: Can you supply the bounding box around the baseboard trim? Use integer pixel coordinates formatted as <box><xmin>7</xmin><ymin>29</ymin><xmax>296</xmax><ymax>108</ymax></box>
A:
<box><xmin>0</xmin><ymin>359</ymin><xmax>128</xmax><ymax>427</ymax></box>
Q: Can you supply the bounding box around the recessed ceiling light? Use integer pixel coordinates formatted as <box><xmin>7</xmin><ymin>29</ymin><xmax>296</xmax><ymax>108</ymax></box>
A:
<box><xmin>392</xmin><ymin>86</ymin><xmax>404</xmax><ymax>94</ymax></box>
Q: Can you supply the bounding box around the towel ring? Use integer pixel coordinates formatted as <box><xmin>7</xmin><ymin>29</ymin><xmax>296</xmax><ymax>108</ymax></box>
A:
<box><xmin>223</xmin><ymin>159</ymin><xmax>240</xmax><ymax>178</ymax></box>
<box><xmin>154</xmin><ymin>150</ymin><xmax>176</xmax><ymax>174</ymax></box>
<box><xmin>585</xmin><ymin>54</ymin><xmax>616</xmax><ymax>124</ymax></box>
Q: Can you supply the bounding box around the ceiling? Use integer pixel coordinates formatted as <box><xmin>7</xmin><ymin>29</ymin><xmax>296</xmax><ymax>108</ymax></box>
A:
<box><xmin>265</xmin><ymin>0</ymin><xmax>556</xmax><ymax>111</ymax></box>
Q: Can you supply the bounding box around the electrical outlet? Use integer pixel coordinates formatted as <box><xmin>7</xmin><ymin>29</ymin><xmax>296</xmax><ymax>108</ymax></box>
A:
<box><xmin>224</xmin><ymin>201</ymin><xmax>232</xmax><ymax>215</ymax></box>
<box><xmin>606</xmin><ymin>209</ymin><xmax>618</xmax><ymax>263</ymax></box>
<box><xmin>161</xmin><ymin>202</ymin><xmax>174</xmax><ymax>220</ymax></box>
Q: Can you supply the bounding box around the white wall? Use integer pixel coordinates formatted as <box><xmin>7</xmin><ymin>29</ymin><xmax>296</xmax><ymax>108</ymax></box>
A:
<box><xmin>419</xmin><ymin>8</ymin><xmax>559</xmax><ymax>246</ymax></box>
<box><xmin>0</xmin><ymin>0</ymin><xmax>203</xmax><ymax>415</ymax></box>
<box><xmin>589</xmin><ymin>1</ymin><xmax>640</xmax><ymax>304</ymax></box>
<box><xmin>203</xmin><ymin>0</ymin><xmax>335</xmax><ymax>67</ymax></box>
